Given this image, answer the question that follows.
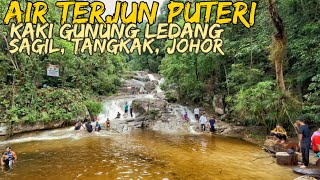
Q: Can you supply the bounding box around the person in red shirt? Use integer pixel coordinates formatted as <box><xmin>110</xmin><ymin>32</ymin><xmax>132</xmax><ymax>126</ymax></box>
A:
<box><xmin>311</xmin><ymin>128</ymin><xmax>320</xmax><ymax>153</ymax></box>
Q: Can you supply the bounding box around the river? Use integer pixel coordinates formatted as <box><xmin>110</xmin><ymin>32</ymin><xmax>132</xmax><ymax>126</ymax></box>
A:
<box><xmin>0</xmin><ymin>72</ymin><xmax>299</xmax><ymax>179</ymax></box>
<box><xmin>0</xmin><ymin>129</ymin><xmax>298</xmax><ymax>179</ymax></box>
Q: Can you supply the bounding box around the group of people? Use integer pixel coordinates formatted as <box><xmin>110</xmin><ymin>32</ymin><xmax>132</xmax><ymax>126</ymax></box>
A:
<box><xmin>74</xmin><ymin>115</ymin><xmax>109</xmax><ymax>133</ymax></box>
<box><xmin>116</xmin><ymin>102</ymin><xmax>133</xmax><ymax>119</ymax></box>
<box><xmin>192</xmin><ymin>107</ymin><xmax>320</xmax><ymax>169</ymax></box>
<box><xmin>269</xmin><ymin>117</ymin><xmax>320</xmax><ymax>169</ymax></box>
<box><xmin>75</xmin><ymin>102</ymin><xmax>134</xmax><ymax>132</ymax></box>
<box><xmin>1</xmin><ymin>147</ymin><xmax>17</xmax><ymax>171</ymax></box>
<box><xmin>189</xmin><ymin>108</ymin><xmax>216</xmax><ymax>134</ymax></box>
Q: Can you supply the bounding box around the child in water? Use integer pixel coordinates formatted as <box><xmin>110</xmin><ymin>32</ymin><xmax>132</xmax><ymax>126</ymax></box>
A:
<box><xmin>106</xmin><ymin>118</ymin><xmax>111</xmax><ymax>130</ymax></box>
<box><xmin>95</xmin><ymin>121</ymin><xmax>101</xmax><ymax>132</ymax></box>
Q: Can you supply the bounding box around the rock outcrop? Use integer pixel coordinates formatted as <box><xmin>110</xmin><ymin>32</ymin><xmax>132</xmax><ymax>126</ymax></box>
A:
<box><xmin>144</xmin><ymin>82</ymin><xmax>156</xmax><ymax>93</ymax></box>
<box><xmin>132</xmin><ymin>98</ymin><xmax>168</xmax><ymax>117</ymax></box>
<box><xmin>213</xmin><ymin>95</ymin><xmax>225</xmax><ymax>115</ymax></box>
<box><xmin>0</xmin><ymin>120</ymin><xmax>78</xmax><ymax>136</ymax></box>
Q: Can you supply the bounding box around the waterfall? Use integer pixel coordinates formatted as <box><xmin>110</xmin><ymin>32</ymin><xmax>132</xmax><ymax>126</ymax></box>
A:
<box><xmin>147</xmin><ymin>74</ymin><xmax>164</xmax><ymax>93</ymax></box>
<box><xmin>1</xmin><ymin>71</ymin><xmax>201</xmax><ymax>144</ymax></box>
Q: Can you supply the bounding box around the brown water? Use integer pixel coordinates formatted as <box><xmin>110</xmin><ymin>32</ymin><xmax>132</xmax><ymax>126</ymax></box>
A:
<box><xmin>0</xmin><ymin>129</ymin><xmax>298</xmax><ymax>180</ymax></box>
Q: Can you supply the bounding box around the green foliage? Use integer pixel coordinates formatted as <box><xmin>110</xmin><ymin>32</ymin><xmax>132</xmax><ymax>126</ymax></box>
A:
<box><xmin>233</xmin><ymin>81</ymin><xmax>302</xmax><ymax>130</ymax></box>
<box><xmin>227</xmin><ymin>64</ymin><xmax>264</xmax><ymax>93</ymax></box>
<box><xmin>0</xmin><ymin>83</ymin><xmax>87</xmax><ymax>124</ymax></box>
<box><xmin>303</xmin><ymin>75</ymin><xmax>320</xmax><ymax>122</ymax></box>
<box><xmin>84</xmin><ymin>100</ymin><xmax>103</xmax><ymax>117</ymax></box>
<box><xmin>0</xmin><ymin>0</ymin><xmax>126</xmax><ymax>126</ymax></box>
<box><xmin>126</xmin><ymin>0</ymin><xmax>319</xmax><ymax>130</ymax></box>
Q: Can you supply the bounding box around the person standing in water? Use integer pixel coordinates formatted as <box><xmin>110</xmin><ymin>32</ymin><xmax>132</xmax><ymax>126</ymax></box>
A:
<box><xmin>200</xmin><ymin>113</ymin><xmax>207</xmax><ymax>132</ymax></box>
<box><xmin>85</xmin><ymin>121</ymin><xmax>93</xmax><ymax>133</ymax></box>
<box><xmin>95</xmin><ymin>121</ymin><xmax>101</xmax><ymax>132</ymax></box>
<box><xmin>4</xmin><ymin>147</ymin><xmax>17</xmax><ymax>169</ymax></box>
<box><xmin>183</xmin><ymin>111</ymin><xmax>189</xmax><ymax>122</ymax></box>
<box><xmin>124</xmin><ymin>102</ymin><xmax>129</xmax><ymax>117</ymax></box>
<box><xmin>106</xmin><ymin>118</ymin><xmax>111</xmax><ymax>130</ymax></box>
<box><xmin>1</xmin><ymin>152</ymin><xmax>9</xmax><ymax>171</ymax></box>
<box><xmin>194</xmin><ymin>107</ymin><xmax>200</xmax><ymax>122</ymax></box>
<box><xmin>209</xmin><ymin>116</ymin><xmax>216</xmax><ymax>134</ymax></box>
<box><xmin>294</xmin><ymin>117</ymin><xmax>311</xmax><ymax>168</ymax></box>
<box><xmin>130</xmin><ymin>106</ymin><xmax>133</xmax><ymax>118</ymax></box>
<box><xmin>74</xmin><ymin>121</ymin><xmax>83</xmax><ymax>130</ymax></box>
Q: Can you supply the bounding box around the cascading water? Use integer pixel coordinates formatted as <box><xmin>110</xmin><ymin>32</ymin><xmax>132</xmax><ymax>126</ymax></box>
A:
<box><xmin>1</xmin><ymin>72</ymin><xmax>198</xmax><ymax>144</ymax></box>
<box><xmin>147</xmin><ymin>74</ymin><xmax>164</xmax><ymax>93</ymax></box>
<box><xmin>99</xmin><ymin>98</ymin><xmax>135</xmax><ymax>120</ymax></box>
<box><xmin>170</xmin><ymin>104</ymin><xmax>198</xmax><ymax>134</ymax></box>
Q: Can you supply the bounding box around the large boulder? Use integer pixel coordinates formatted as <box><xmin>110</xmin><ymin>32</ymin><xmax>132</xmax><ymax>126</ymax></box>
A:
<box><xmin>132</xmin><ymin>71</ymin><xmax>150</xmax><ymax>82</ymax></box>
<box><xmin>132</xmin><ymin>98</ymin><xmax>168</xmax><ymax>117</ymax></box>
<box><xmin>213</xmin><ymin>95</ymin><xmax>225</xmax><ymax>115</ymax></box>
<box><xmin>0</xmin><ymin>119</ymin><xmax>79</xmax><ymax>136</ymax></box>
<box><xmin>263</xmin><ymin>136</ymin><xmax>298</xmax><ymax>153</ymax></box>
<box><xmin>144</xmin><ymin>82</ymin><xmax>156</xmax><ymax>93</ymax></box>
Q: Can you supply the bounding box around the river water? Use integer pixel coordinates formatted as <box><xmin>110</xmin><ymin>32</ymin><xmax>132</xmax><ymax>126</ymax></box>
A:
<box><xmin>0</xmin><ymin>72</ymin><xmax>299</xmax><ymax>179</ymax></box>
<box><xmin>0</xmin><ymin>129</ymin><xmax>297</xmax><ymax>179</ymax></box>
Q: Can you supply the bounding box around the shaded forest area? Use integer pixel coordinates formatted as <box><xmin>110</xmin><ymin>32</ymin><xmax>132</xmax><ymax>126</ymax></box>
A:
<box><xmin>129</xmin><ymin>0</ymin><xmax>320</xmax><ymax>130</ymax></box>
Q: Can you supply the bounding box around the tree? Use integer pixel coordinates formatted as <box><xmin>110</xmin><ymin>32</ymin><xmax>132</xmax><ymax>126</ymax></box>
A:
<box><xmin>267</xmin><ymin>0</ymin><xmax>286</xmax><ymax>93</ymax></box>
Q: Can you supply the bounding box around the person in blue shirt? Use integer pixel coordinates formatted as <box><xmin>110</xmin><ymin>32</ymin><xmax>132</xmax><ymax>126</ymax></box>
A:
<box><xmin>294</xmin><ymin>117</ymin><xmax>311</xmax><ymax>168</ymax></box>
<box><xmin>2</xmin><ymin>147</ymin><xmax>17</xmax><ymax>170</ymax></box>
<box><xmin>95</xmin><ymin>121</ymin><xmax>101</xmax><ymax>132</ymax></box>
<box><xmin>209</xmin><ymin>116</ymin><xmax>216</xmax><ymax>134</ymax></box>
<box><xmin>124</xmin><ymin>102</ymin><xmax>129</xmax><ymax>114</ymax></box>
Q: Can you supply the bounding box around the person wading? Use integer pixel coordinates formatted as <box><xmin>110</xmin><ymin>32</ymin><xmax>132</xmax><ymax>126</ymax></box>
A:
<box><xmin>194</xmin><ymin>107</ymin><xmax>200</xmax><ymax>122</ymax></box>
<box><xmin>130</xmin><ymin>106</ymin><xmax>133</xmax><ymax>118</ymax></box>
<box><xmin>106</xmin><ymin>118</ymin><xmax>111</xmax><ymax>130</ymax></box>
<box><xmin>209</xmin><ymin>116</ymin><xmax>216</xmax><ymax>134</ymax></box>
<box><xmin>124</xmin><ymin>102</ymin><xmax>129</xmax><ymax>116</ymax></box>
<box><xmin>85</xmin><ymin>121</ymin><xmax>93</xmax><ymax>133</ymax></box>
<box><xmin>200</xmin><ymin>113</ymin><xmax>207</xmax><ymax>132</ymax></box>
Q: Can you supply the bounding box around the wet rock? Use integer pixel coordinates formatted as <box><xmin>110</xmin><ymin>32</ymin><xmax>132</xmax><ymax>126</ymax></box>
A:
<box><xmin>263</xmin><ymin>137</ymin><xmax>298</xmax><ymax>153</ymax></box>
<box><xmin>216</xmin><ymin>122</ymin><xmax>245</xmax><ymax>135</ymax></box>
<box><xmin>154</xmin><ymin>92</ymin><xmax>166</xmax><ymax>100</ymax></box>
<box><xmin>144</xmin><ymin>82</ymin><xmax>156</xmax><ymax>93</ymax></box>
<box><xmin>275</xmin><ymin>152</ymin><xmax>298</xmax><ymax>165</ymax></box>
<box><xmin>164</xmin><ymin>90</ymin><xmax>178</xmax><ymax>103</ymax></box>
<box><xmin>151</xmin><ymin>80</ymin><xmax>159</xmax><ymax>85</ymax></box>
<box><xmin>125</xmin><ymin>117</ymin><xmax>145</xmax><ymax>123</ymax></box>
<box><xmin>0</xmin><ymin>120</ymin><xmax>76</xmax><ymax>136</ymax></box>
<box><xmin>133</xmin><ymin>76</ymin><xmax>150</xmax><ymax>82</ymax></box>
<box><xmin>132</xmin><ymin>98</ymin><xmax>168</xmax><ymax>117</ymax></box>
<box><xmin>132</xmin><ymin>71</ymin><xmax>150</xmax><ymax>82</ymax></box>
<box><xmin>294</xmin><ymin>176</ymin><xmax>317</xmax><ymax>180</ymax></box>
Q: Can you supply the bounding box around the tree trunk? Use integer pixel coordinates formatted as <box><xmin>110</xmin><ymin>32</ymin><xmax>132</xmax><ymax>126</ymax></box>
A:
<box><xmin>267</xmin><ymin>0</ymin><xmax>286</xmax><ymax>93</ymax></box>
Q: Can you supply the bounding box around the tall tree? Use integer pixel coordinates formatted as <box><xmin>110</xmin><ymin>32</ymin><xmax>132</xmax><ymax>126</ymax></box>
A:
<box><xmin>267</xmin><ymin>0</ymin><xmax>286</xmax><ymax>93</ymax></box>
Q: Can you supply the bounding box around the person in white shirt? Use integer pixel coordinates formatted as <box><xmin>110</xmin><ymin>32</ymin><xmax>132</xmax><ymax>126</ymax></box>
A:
<box><xmin>200</xmin><ymin>113</ymin><xmax>207</xmax><ymax>132</ymax></box>
<box><xmin>194</xmin><ymin>108</ymin><xmax>200</xmax><ymax>121</ymax></box>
